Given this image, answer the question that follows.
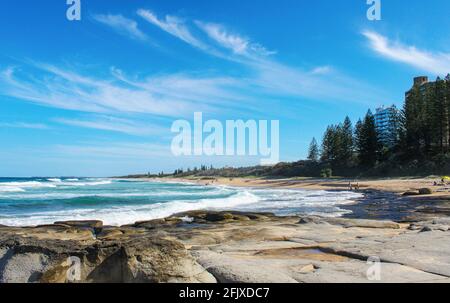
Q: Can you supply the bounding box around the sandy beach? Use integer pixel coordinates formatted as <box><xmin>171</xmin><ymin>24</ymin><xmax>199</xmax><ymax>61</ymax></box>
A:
<box><xmin>166</xmin><ymin>176</ymin><xmax>450</xmax><ymax>195</ymax></box>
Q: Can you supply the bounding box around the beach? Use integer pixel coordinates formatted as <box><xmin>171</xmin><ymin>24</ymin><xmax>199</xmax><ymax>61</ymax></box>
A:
<box><xmin>170</xmin><ymin>176</ymin><xmax>449</xmax><ymax>195</ymax></box>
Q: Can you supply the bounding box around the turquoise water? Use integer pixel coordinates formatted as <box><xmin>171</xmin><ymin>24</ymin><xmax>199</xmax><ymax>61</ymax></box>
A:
<box><xmin>0</xmin><ymin>178</ymin><xmax>363</xmax><ymax>226</ymax></box>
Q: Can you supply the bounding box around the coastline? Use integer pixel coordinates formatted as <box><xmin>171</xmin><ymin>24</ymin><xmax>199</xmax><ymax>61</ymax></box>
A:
<box><xmin>1</xmin><ymin>176</ymin><xmax>450</xmax><ymax>283</ymax></box>
<box><xmin>159</xmin><ymin>176</ymin><xmax>448</xmax><ymax>195</ymax></box>
<box><xmin>142</xmin><ymin>176</ymin><xmax>450</xmax><ymax>222</ymax></box>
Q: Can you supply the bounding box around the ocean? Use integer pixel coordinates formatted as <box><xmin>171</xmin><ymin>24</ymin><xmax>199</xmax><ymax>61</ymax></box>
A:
<box><xmin>0</xmin><ymin>178</ymin><xmax>363</xmax><ymax>226</ymax></box>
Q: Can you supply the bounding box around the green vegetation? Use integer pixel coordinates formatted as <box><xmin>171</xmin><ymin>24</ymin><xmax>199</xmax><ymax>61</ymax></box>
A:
<box><xmin>317</xmin><ymin>74</ymin><xmax>450</xmax><ymax>176</ymax></box>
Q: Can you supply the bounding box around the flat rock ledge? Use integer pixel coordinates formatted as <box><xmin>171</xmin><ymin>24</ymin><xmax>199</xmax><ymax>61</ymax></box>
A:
<box><xmin>1</xmin><ymin>211</ymin><xmax>450</xmax><ymax>283</ymax></box>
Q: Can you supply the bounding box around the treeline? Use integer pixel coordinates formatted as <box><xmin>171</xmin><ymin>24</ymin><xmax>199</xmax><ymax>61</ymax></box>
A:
<box><xmin>309</xmin><ymin>74</ymin><xmax>450</xmax><ymax>176</ymax></box>
<box><xmin>173</xmin><ymin>165</ymin><xmax>214</xmax><ymax>176</ymax></box>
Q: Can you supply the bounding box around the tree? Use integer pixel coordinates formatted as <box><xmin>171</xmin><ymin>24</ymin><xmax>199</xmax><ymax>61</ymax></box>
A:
<box><xmin>447</xmin><ymin>74</ymin><xmax>450</xmax><ymax>150</ymax></box>
<box><xmin>340</xmin><ymin>116</ymin><xmax>354</xmax><ymax>165</ymax></box>
<box><xmin>321</xmin><ymin>126</ymin><xmax>336</xmax><ymax>163</ymax></box>
<box><xmin>403</xmin><ymin>82</ymin><xmax>427</xmax><ymax>157</ymax></box>
<box><xmin>356</xmin><ymin>110</ymin><xmax>379</xmax><ymax>168</ymax></box>
<box><xmin>307</xmin><ymin>138</ymin><xmax>319</xmax><ymax>162</ymax></box>
<box><xmin>432</xmin><ymin>77</ymin><xmax>449</xmax><ymax>153</ymax></box>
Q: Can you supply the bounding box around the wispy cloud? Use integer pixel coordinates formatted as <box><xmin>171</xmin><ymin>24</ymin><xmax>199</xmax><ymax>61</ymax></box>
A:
<box><xmin>55</xmin><ymin>115</ymin><xmax>166</xmax><ymax>136</ymax></box>
<box><xmin>310</xmin><ymin>66</ymin><xmax>333</xmax><ymax>75</ymax></box>
<box><xmin>195</xmin><ymin>21</ymin><xmax>275</xmax><ymax>58</ymax></box>
<box><xmin>133</xmin><ymin>10</ymin><xmax>386</xmax><ymax>105</ymax></box>
<box><xmin>0</xmin><ymin>63</ymin><xmax>249</xmax><ymax>117</ymax></box>
<box><xmin>93</xmin><ymin>14</ymin><xmax>148</xmax><ymax>41</ymax></box>
<box><xmin>137</xmin><ymin>9</ymin><xmax>206</xmax><ymax>50</ymax></box>
<box><xmin>0</xmin><ymin>122</ymin><xmax>49</xmax><ymax>129</ymax></box>
<box><xmin>54</xmin><ymin>142</ymin><xmax>171</xmax><ymax>160</ymax></box>
<box><xmin>0</xmin><ymin>13</ymin><xmax>390</xmax><ymax>128</ymax></box>
<box><xmin>363</xmin><ymin>30</ymin><xmax>450</xmax><ymax>76</ymax></box>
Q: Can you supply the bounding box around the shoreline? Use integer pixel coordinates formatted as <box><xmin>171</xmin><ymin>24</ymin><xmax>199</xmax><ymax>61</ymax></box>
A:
<box><xmin>163</xmin><ymin>176</ymin><xmax>450</xmax><ymax>222</ymax></box>
<box><xmin>121</xmin><ymin>176</ymin><xmax>450</xmax><ymax>223</ymax></box>
<box><xmin>2</xmin><ymin>176</ymin><xmax>450</xmax><ymax>228</ymax></box>
<box><xmin>1</xmin><ymin>177</ymin><xmax>450</xmax><ymax>283</ymax></box>
<box><xmin>159</xmin><ymin>176</ymin><xmax>449</xmax><ymax>194</ymax></box>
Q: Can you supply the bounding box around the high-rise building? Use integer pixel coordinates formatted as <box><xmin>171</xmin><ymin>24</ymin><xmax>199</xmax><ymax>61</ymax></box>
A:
<box><xmin>405</xmin><ymin>76</ymin><xmax>431</xmax><ymax>98</ymax></box>
<box><xmin>375</xmin><ymin>105</ymin><xmax>400</xmax><ymax>147</ymax></box>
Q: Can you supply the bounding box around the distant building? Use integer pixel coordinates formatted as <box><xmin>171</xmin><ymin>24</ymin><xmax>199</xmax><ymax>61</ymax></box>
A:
<box><xmin>405</xmin><ymin>76</ymin><xmax>434</xmax><ymax>98</ymax></box>
<box><xmin>375</xmin><ymin>105</ymin><xmax>400</xmax><ymax>147</ymax></box>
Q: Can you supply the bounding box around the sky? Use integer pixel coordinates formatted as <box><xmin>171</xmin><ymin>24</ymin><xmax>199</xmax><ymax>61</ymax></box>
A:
<box><xmin>1</xmin><ymin>0</ymin><xmax>450</xmax><ymax>177</ymax></box>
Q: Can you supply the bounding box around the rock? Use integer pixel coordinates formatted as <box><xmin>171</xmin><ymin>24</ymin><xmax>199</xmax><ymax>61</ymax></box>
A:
<box><xmin>1</xmin><ymin>211</ymin><xmax>450</xmax><ymax>283</ymax></box>
<box><xmin>231</xmin><ymin>214</ymin><xmax>251</xmax><ymax>221</ymax></box>
<box><xmin>171</xmin><ymin>210</ymin><xmax>273</xmax><ymax>224</ymax></box>
<box><xmin>403</xmin><ymin>191</ymin><xmax>420</xmax><ymax>196</ymax></box>
<box><xmin>402</xmin><ymin>188</ymin><xmax>433</xmax><ymax>196</ymax></box>
<box><xmin>420</xmin><ymin>226</ymin><xmax>433</xmax><ymax>233</ymax></box>
<box><xmin>408</xmin><ymin>224</ymin><xmax>421</xmax><ymax>231</ymax></box>
<box><xmin>193</xmin><ymin>251</ymin><xmax>298</xmax><ymax>283</ymax></box>
<box><xmin>53</xmin><ymin>220</ymin><xmax>103</xmax><ymax>234</ymax></box>
<box><xmin>132</xmin><ymin>218</ymin><xmax>182</xmax><ymax>229</ymax></box>
<box><xmin>96</xmin><ymin>228</ymin><xmax>124</xmax><ymax>240</ymax></box>
<box><xmin>296</xmin><ymin>264</ymin><xmax>316</xmax><ymax>274</ymax></box>
<box><xmin>419</xmin><ymin>188</ymin><xmax>433</xmax><ymax>195</ymax></box>
<box><xmin>0</xmin><ymin>227</ymin><xmax>215</xmax><ymax>283</ymax></box>
<box><xmin>324</xmin><ymin>218</ymin><xmax>401</xmax><ymax>229</ymax></box>
<box><xmin>205</xmin><ymin>213</ymin><xmax>234</xmax><ymax>222</ymax></box>
<box><xmin>298</xmin><ymin>217</ymin><xmax>318</xmax><ymax>224</ymax></box>
<box><xmin>0</xmin><ymin>252</ymin><xmax>51</xmax><ymax>283</ymax></box>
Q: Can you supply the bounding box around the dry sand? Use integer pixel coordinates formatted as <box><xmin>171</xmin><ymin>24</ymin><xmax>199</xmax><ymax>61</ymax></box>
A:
<box><xmin>161</xmin><ymin>176</ymin><xmax>450</xmax><ymax>197</ymax></box>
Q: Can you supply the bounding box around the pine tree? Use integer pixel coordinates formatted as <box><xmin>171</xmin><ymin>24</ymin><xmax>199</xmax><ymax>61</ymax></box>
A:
<box><xmin>356</xmin><ymin>111</ymin><xmax>379</xmax><ymax>168</ymax></box>
<box><xmin>404</xmin><ymin>83</ymin><xmax>426</xmax><ymax>157</ymax></box>
<box><xmin>354</xmin><ymin>119</ymin><xmax>363</xmax><ymax>155</ymax></box>
<box><xmin>341</xmin><ymin>116</ymin><xmax>354</xmax><ymax>165</ymax></box>
<box><xmin>307</xmin><ymin>138</ymin><xmax>319</xmax><ymax>162</ymax></box>
<box><xmin>321</xmin><ymin>126</ymin><xmax>336</xmax><ymax>163</ymax></box>
<box><xmin>446</xmin><ymin>74</ymin><xmax>450</xmax><ymax>150</ymax></box>
<box><xmin>433</xmin><ymin>77</ymin><xmax>449</xmax><ymax>153</ymax></box>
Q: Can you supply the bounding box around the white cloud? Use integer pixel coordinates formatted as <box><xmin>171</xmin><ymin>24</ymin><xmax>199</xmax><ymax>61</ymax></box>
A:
<box><xmin>94</xmin><ymin>14</ymin><xmax>148</xmax><ymax>41</ymax></box>
<box><xmin>134</xmin><ymin>11</ymin><xmax>386</xmax><ymax>105</ymax></box>
<box><xmin>0</xmin><ymin>16</ymin><xmax>391</xmax><ymax>129</ymax></box>
<box><xmin>310</xmin><ymin>66</ymin><xmax>333</xmax><ymax>75</ymax></box>
<box><xmin>0</xmin><ymin>64</ymin><xmax>249</xmax><ymax>117</ymax></box>
<box><xmin>137</xmin><ymin>9</ymin><xmax>206</xmax><ymax>49</ymax></box>
<box><xmin>54</xmin><ymin>142</ymin><xmax>171</xmax><ymax>160</ymax></box>
<box><xmin>55</xmin><ymin>115</ymin><xmax>166</xmax><ymax>136</ymax></box>
<box><xmin>0</xmin><ymin>122</ymin><xmax>49</xmax><ymax>129</ymax></box>
<box><xmin>134</xmin><ymin>10</ymin><xmax>384</xmax><ymax>104</ymax></box>
<box><xmin>363</xmin><ymin>30</ymin><xmax>450</xmax><ymax>76</ymax></box>
<box><xmin>195</xmin><ymin>21</ymin><xmax>275</xmax><ymax>58</ymax></box>
<box><xmin>248</xmin><ymin>60</ymin><xmax>384</xmax><ymax>106</ymax></box>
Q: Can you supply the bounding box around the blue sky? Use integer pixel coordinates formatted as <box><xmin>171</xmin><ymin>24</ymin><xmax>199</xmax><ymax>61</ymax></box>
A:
<box><xmin>1</xmin><ymin>0</ymin><xmax>450</xmax><ymax>177</ymax></box>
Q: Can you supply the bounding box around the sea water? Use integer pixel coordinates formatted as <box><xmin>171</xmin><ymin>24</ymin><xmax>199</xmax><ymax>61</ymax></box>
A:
<box><xmin>0</xmin><ymin>178</ymin><xmax>363</xmax><ymax>226</ymax></box>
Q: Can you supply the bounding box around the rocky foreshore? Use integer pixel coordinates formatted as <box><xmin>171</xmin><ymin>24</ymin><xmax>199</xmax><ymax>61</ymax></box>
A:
<box><xmin>1</xmin><ymin>210</ymin><xmax>450</xmax><ymax>283</ymax></box>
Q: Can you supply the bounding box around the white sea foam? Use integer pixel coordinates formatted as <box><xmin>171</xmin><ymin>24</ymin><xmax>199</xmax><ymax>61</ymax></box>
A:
<box><xmin>0</xmin><ymin>190</ymin><xmax>260</xmax><ymax>226</ymax></box>
<box><xmin>0</xmin><ymin>181</ymin><xmax>57</xmax><ymax>189</ymax></box>
<box><xmin>0</xmin><ymin>188</ymin><xmax>233</xmax><ymax>200</ymax></box>
<box><xmin>47</xmin><ymin>178</ymin><xmax>62</xmax><ymax>183</ymax></box>
<box><xmin>0</xmin><ymin>186</ymin><xmax>26</xmax><ymax>193</ymax></box>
